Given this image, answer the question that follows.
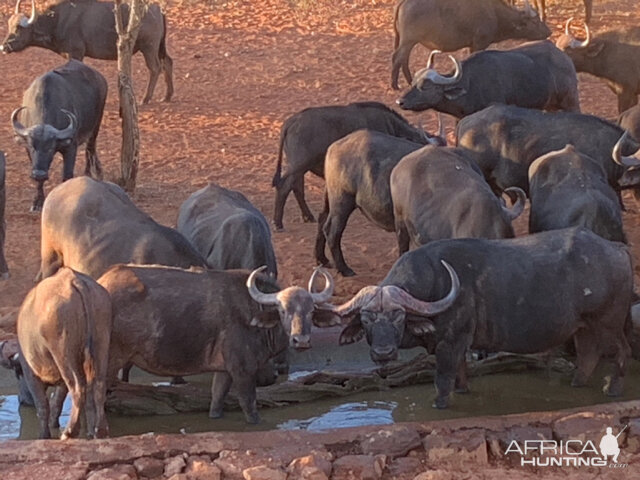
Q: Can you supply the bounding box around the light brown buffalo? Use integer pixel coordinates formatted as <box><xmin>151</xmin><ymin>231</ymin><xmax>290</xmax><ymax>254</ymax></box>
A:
<box><xmin>37</xmin><ymin>176</ymin><xmax>205</xmax><ymax>281</ymax></box>
<box><xmin>16</xmin><ymin>267</ymin><xmax>112</xmax><ymax>439</ymax></box>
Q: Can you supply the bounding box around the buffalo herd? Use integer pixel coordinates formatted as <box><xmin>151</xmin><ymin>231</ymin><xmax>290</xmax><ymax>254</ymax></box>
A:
<box><xmin>1</xmin><ymin>0</ymin><xmax>640</xmax><ymax>440</ymax></box>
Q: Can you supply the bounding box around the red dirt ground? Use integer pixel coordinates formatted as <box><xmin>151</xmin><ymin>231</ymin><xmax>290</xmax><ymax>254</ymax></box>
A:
<box><xmin>0</xmin><ymin>0</ymin><xmax>638</xmax><ymax>334</ymax></box>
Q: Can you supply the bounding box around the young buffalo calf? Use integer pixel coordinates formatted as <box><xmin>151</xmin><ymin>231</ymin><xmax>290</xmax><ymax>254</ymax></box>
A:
<box><xmin>16</xmin><ymin>268</ymin><xmax>112</xmax><ymax>439</ymax></box>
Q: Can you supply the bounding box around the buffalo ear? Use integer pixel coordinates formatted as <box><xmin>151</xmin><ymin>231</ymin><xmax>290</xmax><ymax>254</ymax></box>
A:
<box><xmin>406</xmin><ymin>314</ymin><xmax>436</xmax><ymax>337</ymax></box>
<box><xmin>250</xmin><ymin>310</ymin><xmax>280</xmax><ymax>329</ymax></box>
<box><xmin>312</xmin><ymin>309</ymin><xmax>342</xmax><ymax>328</ymax></box>
<box><xmin>444</xmin><ymin>86</ymin><xmax>466</xmax><ymax>100</ymax></box>
<box><xmin>586</xmin><ymin>42</ymin><xmax>604</xmax><ymax>57</ymax></box>
<box><xmin>339</xmin><ymin>316</ymin><xmax>364</xmax><ymax>345</ymax></box>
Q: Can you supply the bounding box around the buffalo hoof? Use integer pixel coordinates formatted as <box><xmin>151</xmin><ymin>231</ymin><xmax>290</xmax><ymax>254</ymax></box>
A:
<box><xmin>454</xmin><ymin>386</ymin><xmax>470</xmax><ymax>394</ymax></box>
<box><xmin>29</xmin><ymin>204</ymin><xmax>42</xmax><ymax>214</ymax></box>
<box><xmin>432</xmin><ymin>397</ymin><xmax>449</xmax><ymax>409</ymax></box>
<box><xmin>244</xmin><ymin>413</ymin><xmax>260</xmax><ymax>424</ymax></box>
<box><xmin>339</xmin><ymin>267</ymin><xmax>356</xmax><ymax>277</ymax></box>
<box><xmin>273</xmin><ymin>223</ymin><xmax>285</xmax><ymax>232</ymax></box>
<box><xmin>604</xmin><ymin>376</ymin><xmax>624</xmax><ymax>397</ymax></box>
<box><xmin>0</xmin><ymin>271</ymin><xmax>8</xmax><ymax>281</ymax></box>
<box><xmin>570</xmin><ymin>373</ymin><xmax>588</xmax><ymax>388</ymax></box>
<box><xmin>303</xmin><ymin>214</ymin><xmax>316</xmax><ymax>223</ymax></box>
<box><xmin>316</xmin><ymin>258</ymin><xmax>333</xmax><ymax>269</ymax></box>
<box><xmin>209</xmin><ymin>407</ymin><xmax>224</xmax><ymax>419</ymax></box>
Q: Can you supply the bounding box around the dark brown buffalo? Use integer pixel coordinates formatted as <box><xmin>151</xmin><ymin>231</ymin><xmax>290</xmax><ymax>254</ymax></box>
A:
<box><xmin>12</xmin><ymin>60</ymin><xmax>107</xmax><ymax>212</ymax></box>
<box><xmin>98</xmin><ymin>265</ymin><xmax>337</xmax><ymax>423</ymax></box>
<box><xmin>456</xmin><ymin>104</ymin><xmax>640</xmax><ymax>195</ymax></box>
<box><xmin>391</xmin><ymin>0</ymin><xmax>550</xmax><ymax>89</ymax></box>
<box><xmin>556</xmin><ymin>20</ymin><xmax>640</xmax><ymax>113</ymax></box>
<box><xmin>0</xmin><ymin>152</ymin><xmax>7</xmax><ymax>279</ymax></box>
<box><xmin>315</xmin><ymin>130</ymin><xmax>426</xmax><ymax>277</ymax></box>
<box><xmin>272</xmin><ymin>102</ymin><xmax>442</xmax><ymax>231</ymax></box>
<box><xmin>1</xmin><ymin>0</ymin><xmax>173</xmax><ymax>104</ymax></box>
<box><xmin>391</xmin><ymin>146</ymin><xmax>525</xmax><ymax>254</ymax></box>
<box><xmin>322</xmin><ymin>227</ymin><xmax>632</xmax><ymax>409</ymax></box>
<box><xmin>37</xmin><ymin>177</ymin><xmax>206</xmax><ymax>281</ymax></box>
<box><xmin>397</xmin><ymin>42</ymin><xmax>579</xmax><ymax>118</ymax></box>
<box><xmin>177</xmin><ymin>183</ymin><xmax>278</xmax><ymax>278</ymax></box>
<box><xmin>15</xmin><ymin>268</ymin><xmax>112</xmax><ymax>439</ymax></box>
<box><xmin>528</xmin><ymin>145</ymin><xmax>625</xmax><ymax>243</ymax></box>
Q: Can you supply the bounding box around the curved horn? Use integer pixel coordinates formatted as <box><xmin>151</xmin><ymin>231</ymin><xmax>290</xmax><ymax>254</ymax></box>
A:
<box><xmin>565</xmin><ymin>17</ymin><xmax>575</xmax><ymax>35</ymax></box>
<box><xmin>383</xmin><ymin>260</ymin><xmax>459</xmax><ymax>316</ymax></box>
<box><xmin>11</xmin><ymin>107</ymin><xmax>29</xmax><ymax>137</ymax></box>
<box><xmin>502</xmin><ymin>187</ymin><xmax>526</xmax><ymax>221</ymax></box>
<box><xmin>246</xmin><ymin>266</ymin><xmax>280</xmax><ymax>306</ymax></box>
<box><xmin>612</xmin><ymin>131</ymin><xmax>640</xmax><ymax>168</ymax></box>
<box><xmin>55</xmin><ymin>109</ymin><xmax>76</xmax><ymax>140</ymax></box>
<box><xmin>308</xmin><ymin>266</ymin><xmax>335</xmax><ymax>303</ymax></box>
<box><xmin>566</xmin><ymin>17</ymin><xmax>591</xmax><ymax>48</ymax></box>
<box><xmin>426</xmin><ymin>49</ymin><xmax>441</xmax><ymax>70</ymax></box>
<box><xmin>522</xmin><ymin>0</ymin><xmax>537</xmax><ymax>17</ymax></box>
<box><xmin>27</xmin><ymin>0</ymin><xmax>36</xmax><ymax>24</ymax></box>
<box><xmin>14</xmin><ymin>0</ymin><xmax>21</xmax><ymax>14</ymax></box>
<box><xmin>324</xmin><ymin>285</ymin><xmax>381</xmax><ymax>317</ymax></box>
<box><xmin>429</xmin><ymin>55</ymin><xmax>462</xmax><ymax>85</ymax></box>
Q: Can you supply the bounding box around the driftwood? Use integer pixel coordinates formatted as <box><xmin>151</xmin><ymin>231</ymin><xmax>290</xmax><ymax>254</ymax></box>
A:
<box><xmin>105</xmin><ymin>353</ymin><xmax>575</xmax><ymax>415</ymax></box>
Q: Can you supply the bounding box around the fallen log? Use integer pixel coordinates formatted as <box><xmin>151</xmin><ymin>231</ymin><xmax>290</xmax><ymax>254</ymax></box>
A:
<box><xmin>105</xmin><ymin>353</ymin><xmax>575</xmax><ymax>415</ymax></box>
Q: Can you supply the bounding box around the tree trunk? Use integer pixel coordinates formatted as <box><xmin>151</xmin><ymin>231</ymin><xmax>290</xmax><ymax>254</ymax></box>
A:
<box><xmin>115</xmin><ymin>0</ymin><xmax>147</xmax><ymax>192</ymax></box>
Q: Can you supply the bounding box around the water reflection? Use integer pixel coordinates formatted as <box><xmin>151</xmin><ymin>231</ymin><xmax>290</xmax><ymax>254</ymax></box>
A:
<box><xmin>278</xmin><ymin>401</ymin><xmax>397</xmax><ymax>431</ymax></box>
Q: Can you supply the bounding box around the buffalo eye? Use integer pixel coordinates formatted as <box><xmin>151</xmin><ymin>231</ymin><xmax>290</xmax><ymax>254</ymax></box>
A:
<box><xmin>360</xmin><ymin>311</ymin><xmax>375</xmax><ymax>326</ymax></box>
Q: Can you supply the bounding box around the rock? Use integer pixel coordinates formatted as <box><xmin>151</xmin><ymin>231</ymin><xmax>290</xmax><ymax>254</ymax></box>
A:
<box><xmin>413</xmin><ymin>471</ymin><xmax>452</xmax><ymax>480</ymax></box>
<box><xmin>332</xmin><ymin>454</ymin><xmax>386</xmax><ymax>480</ymax></box>
<box><xmin>242</xmin><ymin>465</ymin><xmax>287</xmax><ymax>480</ymax></box>
<box><xmin>422</xmin><ymin>429</ymin><xmax>487</xmax><ymax>464</ymax></box>
<box><xmin>387</xmin><ymin>457</ymin><xmax>422</xmax><ymax>479</ymax></box>
<box><xmin>185</xmin><ymin>455</ymin><xmax>222</xmax><ymax>480</ymax></box>
<box><xmin>167</xmin><ymin>475</ymin><xmax>189</xmax><ymax>480</ymax></box>
<box><xmin>298</xmin><ymin>467</ymin><xmax>329</xmax><ymax>480</ymax></box>
<box><xmin>87</xmin><ymin>464</ymin><xmax>138</xmax><ymax>480</ymax></box>
<box><xmin>360</xmin><ymin>425</ymin><xmax>422</xmax><ymax>458</ymax></box>
<box><xmin>1</xmin><ymin>462</ymin><xmax>87</xmax><ymax>480</ymax></box>
<box><xmin>487</xmin><ymin>426</ymin><xmax>553</xmax><ymax>461</ymax></box>
<box><xmin>287</xmin><ymin>452</ymin><xmax>332</xmax><ymax>478</ymax></box>
<box><xmin>164</xmin><ymin>454</ymin><xmax>187</xmax><ymax>477</ymax></box>
<box><xmin>214</xmin><ymin>450</ymin><xmax>285</xmax><ymax>478</ymax></box>
<box><xmin>133</xmin><ymin>456</ymin><xmax>165</xmax><ymax>478</ymax></box>
<box><xmin>552</xmin><ymin>412</ymin><xmax>615</xmax><ymax>445</ymax></box>
<box><xmin>626</xmin><ymin>418</ymin><xmax>640</xmax><ymax>454</ymax></box>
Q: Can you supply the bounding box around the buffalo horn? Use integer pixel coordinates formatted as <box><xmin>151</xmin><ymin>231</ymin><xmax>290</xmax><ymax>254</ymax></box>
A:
<box><xmin>55</xmin><ymin>110</ymin><xmax>77</xmax><ymax>140</ymax></box>
<box><xmin>247</xmin><ymin>266</ymin><xmax>280</xmax><ymax>306</ymax></box>
<box><xmin>14</xmin><ymin>0</ymin><xmax>21</xmax><ymax>14</ymax></box>
<box><xmin>522</xmin><ymin>0</ymin><xmax>537</xmax><ymax>17</ymax></box>
<box><xmin>429</xmin><ymin>54</ymin><xmax>462</xmax><ymax>85</ymax></box>
<box><xmin>425</xmin><ymin>49</ymin><xmax>441</xmax><ymax>70</ymax></box>
<box><xmin>502</xmin><ymin>187</ymin><xmax>527</xmax><ymax>221</ymax></box>
<box><xmin>27</xmin><ymin>0</ymin><xmax>36</xmax><ymax>24</ymax></box>
<box><xmin>565</xmin><ymin>17</ymin><xmax>591</xmax><ymax>48</ymax></box>
<box><xmin>11</xmin><ymin>107</ymin><xmax>29</xmax><ymax>137</ymax></box>
<box><xmin>307</xmin><ymin>266</ymin><xmax>335</xmax><ymax>304</ymax></box>
<box><xmin>385</xmin><ymin>260</ymin><xmax>459</xmax><ymax>316</ymax></box>
<box><xmin>612</xmin><ymin>131</ymin><xmax>640</xmax><ymax>168</ymax></box>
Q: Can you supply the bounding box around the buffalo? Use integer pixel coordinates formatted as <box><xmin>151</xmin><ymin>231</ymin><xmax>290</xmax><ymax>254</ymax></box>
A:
<box><xmin>508</xmin><ymin>0</ymin><xmax>593</xmax><ymax>23</ymax></box>
<box><xmin>1</xmin><ymin>0</ymin><xmax>173</xmax><ymax>104</ymax></box>
<box><xmin>456</xmin><ymin>104</ymin><xmax>640</xmax><ymax>195</ymax></box>
<box><xmin>556</xmin><ymin>20</ymin><xmax>640</xmax><ymax>113</ymax></box>
<box><xmin>0</xmin><ymin>152</ymin><xmax>7</xmax><ymax>279</ymax></box>
<box><xmin>528</xmin><ymin>145</ymin><xmax>625</xmax><ymax>242</ymax></box>
<box><xmin>12</xmin><ymin>60</ymin><xmax>107</xmax><ymax>212</ymax></box>
<box><xmin>12</xmin><ymin>268</ymin><xmax>112</xmax><ymax>439</ymax></box>
<box><xmin>272</xmin><ymin>102</ymin><xmax>442</xmax><ymax>231</ymax></box>
<box><xmin>177</xmin><ymin>183</ymin><xmax>278</xmax><ymax>278</ymax></box>
<box><xmin>397</xmin><ymin>41</ymin><xmax>579</xmax><ymax>117</ymax></box>
<box><xmin>314</xmin><ymin>130</ymin><xmax>426</xmax><ymax>277</ymax></box>
<box><xmin>322</xmin><ymin>227</ymin><xmax>632</xmax><ymax>409</ymax></box>
<box><xmin>391</xmin><ymin>146</ymin><xmax>526</xmax><ymax>254</ymax></box>
<box><xmin>618</xmin><ymin>104</ymin><xmax>640</xmax><ymax>141</ymax></box>
<box><xmin>37</xmin><ymin>177</ymin><xmax>206</xmax><ymax>281</ymax></box>
<box><xmin>391</xmin><ymin>0</ymin><xmax>550</xmax><ymax>89</ymax></box>
<box><xmin>98</xmin><ymin>265</ymin><xmax>337</xmax><ymax>423</ymax></box>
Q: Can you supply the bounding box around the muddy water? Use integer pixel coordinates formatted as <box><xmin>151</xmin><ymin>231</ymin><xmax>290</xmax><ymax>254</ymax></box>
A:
<box><xmin>1</xmin><ymin>330</ymin><xmax>639</xmax><ymax>440</ymax></box>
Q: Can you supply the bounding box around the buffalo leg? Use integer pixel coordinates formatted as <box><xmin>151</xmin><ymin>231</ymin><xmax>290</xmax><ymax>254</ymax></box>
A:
<box><xmin>433</xmin><ymin>340</ymin><xmax>466</xmax><ymax>409</ymax></box>
<box><xmin>323</xmin><ymin>195</ymin><xmax>356</xmax><ymax>277</ymax></box>
<box><xmin>396</xmin><ymin>221</ymin><xmax>410</xmax><ymax>256</ymax></box>
<box><xmin>162</xmin><ymin>53</ymin><xmax>174</xmax><ymax>102</ymax></box>
<box><xmin>273</xmin><ymin>175</ymin><xmax>295</xmax><ymax>230</ymax></box>
<box><xmin>454</xmin><ymin>360</ymin><xmax>469</xmax><ymax>394</ymax></box>
<box><xmin>292</xmin><ymin>175</ymin><xmax>315</xmax><ymax>223</ymax></box>
<box><xmin>314</xmin><ymin>192</ymin><xmax>331</xmax><ymax>266</ymax></box>
<box><xmin>84</xmin><ymin>136</ymin><xmax>103</xmax><ymax>181</ymax></box>
<box><xmin>209</xmin><ymin>371</ymin><xmax>232</xmax><ymax>418</ymax></box>
<box><xmin>31</xmin><ymin>180</ymin><xmax>46</xmax><ymax>213</ymax></box>
<box><xmin>391</xmin><ymin>43</ymin><xmax>414</xmax><ymax>90</ymax></box>
<box><xmin>571</xmin><ymin>329</ymin><xmax>601</xmax><ymax>388</ymax></box>
<box><xmin>233</xmin><ymin>376</ymin><xmax>259</xmax><ymax>424</ymax></box>
<box><xmin>49</xmin><ymin>384</ymin><xmax>68</xmax><ymax>430</ymax></box>
<box><xmin>142</xmin><ymin>49</ymin><xmax>162</xmax><ymax>104</ymax></box>
<box><xmin>62</xmin><ymin>146</ymin><xmax>78</xmax><ymax>181</ymax></box>
<box><xmin>21</xmin><ymin>365</ymin><xmax>51</xmax><ymax>439</ymax></box>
